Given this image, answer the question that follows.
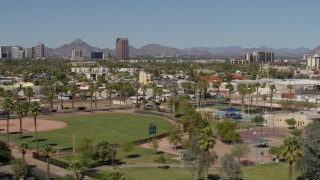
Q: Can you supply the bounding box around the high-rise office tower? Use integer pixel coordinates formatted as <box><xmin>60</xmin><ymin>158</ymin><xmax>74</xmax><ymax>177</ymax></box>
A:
<box><xmin>91</xmin><ymin>51</ymin><xmax>103</xmax><ymax>59</ymax></box>
<box><xmin>25</xmin><ymin>47</ymin><xmax>34</xmax><ymax>59</ymax></box>
<box><xmin>35</xmin><ymin>43</ymin><xmax>44</xmax><ymax>58</ymax></box>
<box><xmin>115</xmin><ymin>38</ymin><xmax>129</xmax><ymax>60</ymax></box>
<box><xmin>11</xmin><ymin>46</ymin><xmax>25</xmax><ymax>59</ymax></box>
<box><xmin>0</xmin><ymin>46</ymin><xmax>5</xmax><ymax>58</ymax></box>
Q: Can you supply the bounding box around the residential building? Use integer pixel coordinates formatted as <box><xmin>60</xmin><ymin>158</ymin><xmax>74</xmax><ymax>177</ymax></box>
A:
<box><xmin>91</xmin><ymin>51</ymin><xmax>103</xmax><ymax>59</ymax></box>
<box><xmin>139</xmin><ymin>70</ymin><xmax>152</xmax><ymax>84</ymax></box>
<box><xmin>35</xmin><ymin>43</ymin><xmax>44</xmax><ymax>58</ymax></box>
<box><xmin>115</xmin><ymin>38</ymin><xmax>129</xmax><ymax>60</ymax></box>
<box><xmin>71</xmin><ymin>49</ymin><xmax>83</xmax><ymax>60</ymax></box>
<box><xmin>24</xmin><ymin>47</ymin><xmax>34</xmax><ymax>59</ymax></box>
<box><xmin>11</xmin><ymin>46</ymin><xmax>24</xmax><ymax>59</ymax></box>
<box><xmin>307</xmin><ymin>54</ymin><xmax>320</xmax><ymax>70</ymax></box>
<box><xmin>71</xmin><ymin>67</ymin><xmax>109</xmax><ymax>80</ymax></box>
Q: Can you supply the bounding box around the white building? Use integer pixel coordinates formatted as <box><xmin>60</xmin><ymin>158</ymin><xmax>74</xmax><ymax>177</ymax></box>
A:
<box><xmin>24</xmin><ymin>47</ymin><xmax>33</xmax><ymax>59</ymax></box>
<box><xmin>307</xmin><ymin>54</ymin><xmax>320</xmax><ymax>70</ymax></box>
<box><xmin>71</xmin><ymin>67</ymin><xmax>109</xmax><ymax>80</ymax></box>
<box><xmin>11</xmin><ymin>46</ymin><xmax>24</xmax><ymax>59</ymax></box>
<box><xmin>71</xmin><ymin>49</ymin><xmax>83</xmax><ymax>60</ymax></box>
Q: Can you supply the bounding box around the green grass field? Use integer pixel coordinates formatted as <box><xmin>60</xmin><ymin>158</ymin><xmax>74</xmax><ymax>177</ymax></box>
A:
<box><xmin>8</xmin><ymin>113</ymin><xmax>172</xmax><ymax>148</ymax></box>
<box><xmin>98</xmin><ymin>162</ymin><xmax>297</xmax><ymax>180</ymax></box>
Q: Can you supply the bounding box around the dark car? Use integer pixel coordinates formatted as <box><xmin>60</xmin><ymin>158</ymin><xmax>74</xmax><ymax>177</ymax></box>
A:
<box><xmin>76</xmin><ymin>107</ymin><xmax>86</xmax><ymax>111</ymax></box>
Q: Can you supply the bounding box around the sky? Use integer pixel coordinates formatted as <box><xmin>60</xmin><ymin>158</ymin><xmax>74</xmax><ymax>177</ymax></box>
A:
<box><xmin>1</xmin><ymin>0</ymin><xmax>320</xmax><ymax>49</ymax></box>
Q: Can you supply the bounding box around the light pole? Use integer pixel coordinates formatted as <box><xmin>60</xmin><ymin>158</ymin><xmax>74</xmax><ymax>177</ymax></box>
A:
<box><xmin>172</xmin><ymin>82</ymin><xmax>177</xmax><ymax>122</ymax></box>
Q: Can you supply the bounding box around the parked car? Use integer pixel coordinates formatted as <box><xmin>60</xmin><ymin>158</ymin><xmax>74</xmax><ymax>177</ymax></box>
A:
<box><xmin>76</xmin><ymin>107</ymin><xmax>86</xmax><ymax>111</ymax></box>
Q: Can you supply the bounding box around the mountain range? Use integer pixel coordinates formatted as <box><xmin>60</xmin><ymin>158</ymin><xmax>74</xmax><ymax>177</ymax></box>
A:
<box><xmin>44</xmin><ymin>39</ymin><xmax>318</xmax><ymax>58</ymax></box>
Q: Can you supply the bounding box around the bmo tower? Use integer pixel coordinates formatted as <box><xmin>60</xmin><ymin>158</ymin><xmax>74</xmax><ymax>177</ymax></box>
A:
<box><xmin>115</xmin><ymin>38</ymin><xmax>129</xmax><ymax>60</ymax></box>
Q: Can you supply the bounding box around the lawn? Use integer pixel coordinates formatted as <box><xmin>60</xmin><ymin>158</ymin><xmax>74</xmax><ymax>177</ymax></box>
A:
<box><xmin>9</xmin><ymin>113</ymin><xmax>172</xmax><ymax>148</ymax></box>
<box><xmin>97</xmin><ymin>162</ymin><xmax>298</xmax><ymax>180</ymax></box>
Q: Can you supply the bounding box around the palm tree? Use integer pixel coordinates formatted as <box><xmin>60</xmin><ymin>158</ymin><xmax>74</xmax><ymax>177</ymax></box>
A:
<box><xmin>15</xmin><ymin>103</ymin><xmax>27</xmax><ymax>140</ymax></box>
<box><xmin>68</xmin><ymin>160</ymin><xmax>85</xmax><ymax>180</ymax></box>
<box><xmin>2</xmin><ymin>98</ymin><xmax>15</xmax><ymax>144</ymax></box>
<box><xmin>213</xmin><ymin>81</ymin><xmax>221</xmax><ymax>95</ymax></box>
<box><xmin>106</xmin><ymin>83</ymin><xmax>114</xmax><ymax>109</ymax></box>
<box><xmin>134</xmin><ymin>82</ymin><xmax>140</xmax><ymax>108</ymax></box>
<box><xmin>281</xmin><ymin>136</ymin><xmax>302</xmax><ymax>180</ymax></box>
<box><xmin>18</xmin><ymin>141</ymin><xmax>30</xmax><ymax>161</ymax></box>
<box><xmin>247</xmin><ymin>84</ymin><xmax>256</xmax><ymax>114</ymax></box>
<box><xmin>69</xmin><ymin>83</ymin><xmax>78</xmax><ymax>113</ymax></box>
<box><xmin>269</xmin><ymin>84</ymin><xmax>276</xmax><ymax>111</ymax></box>
<box><xmin>153</xmin><ymin>87</ymin><xmax>163</xmax><ymax>110</ymax></box>
<box><xmin>287</xmin><ymin>84</ymin><xmax>293</xmax><ymax>102</ymax></box>
<box><xmin>88</xmin><ymin>82</ymin><xmax>95</xmax><ymax>113</ymax></box>
<box><xmin>122</xmin><ymin>82</ymin><xmax>131</xmax><ymax>108</ymax></box>
<box><xmin>254</xmin><ymin>82</ymin><xmax>260</xmax><ymax>107</ymax></box>
<box><xmin>197</xmin><ymin>127</ymin><xmax>216</xmax><ymax>180</ymax></box>
<box><xmin>225</xmin><ymin>82</ymin><xmax>234</xmax><ymax>107</ymax></box>
<box><xmin>94</xmin><ymin>82</ymin><xmax>100</xmax><ymax>108</ymax></box>
<box><xmin>46</xmin><ymin>85</ymin><xmax>56</xmax><ymax>110</ymax></box>
<box><xmin>57</xmin><ymin>84</ymin><xmax>67</xmax><ymax>110</ymax></box>
<box><xmin>29</xmin><ymin>101</ymin><xmax>41</xmax><ymax>154</ymax></box>
<box><xmin>24</xmin><ymin>87</ymin><xmax>33</xmax><ymax>103</ymax></box>
<box><xmin>237</xmin><ymin>83</ymin><xmax>247</xmax><ymax>113</ymax></box>
<box><xmin>42</xmin><ymin>144</ymin><xmax>55</xmax><ymax>180</ymax></box>
<box><xmin>181</xmin><ymin>81</ymin><xmax>192</xmax><ymax>94</ymax></box>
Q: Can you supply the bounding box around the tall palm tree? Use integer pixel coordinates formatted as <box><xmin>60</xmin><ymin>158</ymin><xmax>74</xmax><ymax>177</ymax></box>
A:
<box><xmin>122</xmin><ymin>82</ymin><xmax>131</xmax><ymax>108</ymax></box>
<box><xmin>181</xmin><ymin>82</ymin><xmax>192</xmax><ymax>94</ymax></box>
<box><xmin>24</xmin><ymin>87</ymin><xmax>33</xmax><ymax>103</ymax></box>
<box><xmin>15</xmin><ymin>103</ymin><xmax>27</xmax><ymax>140</ymax></box>
<box><xmin>57</xmin><ymin>84</ymin><xmax>67</xmax><ymax>110</ymax></box>
<box><xmin>94</xmin><ymin>82</ymin><xmax>100</xmax><ymax>108</ymax></box>
<box><xmin>106</xmin><ymin>83</ymin><xmax>114</xmax><ymax>109</ymax></box>
<box><xmin>3</xmin><ymin>98</ymin><xmax>15</xmax><ymax>144</ymax></box>
<box><xmin>282</xmin><ymin>136</ymin><xmax>302</xmax><ymax>180</ymax></box>
<box><xmin>46</xmin><ymin>85</ymin><xmax>56</xmax><ymax>110</ymax></box>
<box><xmin>29</xmin><ymin>101</ymin><xmax>41</xmax><ymax>154</ymax></box>
<box><xmin>134</xmin><ymin>82</ymin><xmax>140</xmax><ymax>108</ymax></box>
<box><xmin>269</xmin><ymin>84</ymin><xmax>276</xmax><ymax>111</ymax></box>
<box><xmin>202</xmin><ymin>81</ymin><xmax>209</xmax><ymax>107</ymax></box>
<box><xmin>42</xmin><ymin>144</ymin><xmax>55</xmax><ymax>180</ymax></box>
<box><xmin>18</xmin><ymin>141</ymin><xmax>30</xmax><ymax>161</ymax></box>
<box><xmin>287</xmin><ymin>84</ymin><xmax>293</xmax><ymax>102</ymax></box>
<box><xmin>197</xmin><ymin>127</ymin><xmax>216</xmax><ymax>180</ymax></box>
<box><xmin>88</xmin><ymin>82</ymin><xmax>95</xmax><ymax>113</ymax></box>
<box><xmin>254</xmin><ymin>82</ymin><xmax>260</xmax><ymax>107</ymax></box>
<box><xmin>153</xmin><ymin>87</ymin><xmax>163</xmax><ymax>110</ymax></box>
<box><xmin>247</xmin><ymin>84</ymin><xmax>256</xmax><ymax>114</ymax></box>
<box><xmin>213</xmin><ymin>81</ymin><xmax>221</xmax><ymax>95</ymax></box>
<box><xmin>237</xmin><ymin>83</ymin><xmax>247</xmax><ymax>113</ymax></box>
<box><xmin>225</xmin><ymin>82</ymin><xmax>234</xmax><ymax>107</ymax></box>
<box><xmin>69</xmin><ymin>83</ymin><xmax>78</xmax><ymax>113</ymax></box>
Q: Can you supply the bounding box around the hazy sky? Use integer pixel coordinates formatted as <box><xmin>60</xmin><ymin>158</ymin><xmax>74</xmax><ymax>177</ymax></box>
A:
<box><xmin>1</xmin><ymin>0</ymin><xmax>319</xmax><ymax>49</ymax></box>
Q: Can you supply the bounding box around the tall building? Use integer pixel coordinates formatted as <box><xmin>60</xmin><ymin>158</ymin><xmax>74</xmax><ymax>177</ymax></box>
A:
<box><xmin>35</xmin><ymin>43</ymin><xmax>44</xmax><ymax>58</ymax></box>
<box><xmin>0</xmin><ymin>46</ymin><xmax>5</xmax><ymax>58</ymax></box>
<box><xmin>25</xmin><ymin>47</ymin><xmax>34</xmax><ymax>59</ymax></box>
<box><xmin>72</xmin><ymin>49</ymin><xmax>83</xmax><ymax>60</ymax></box>
<box><xmin>307</xmin><ymin>54</ymin><xmax>320</xmax><ymax>70</ymax></box>
<box><xmin>245</xmin><ymin>51</ymin><xmax>274</xmax><ymax>63</ymax></box>
<box><xmin>115</xmin><ymin>38</ymin><xmax>129</xmax><ymax>60</ymax></box>
<box><xmin>11</xmin><ymin>46</ymin><xmax>25</xmax><ymax>59</ymax></box>
<box><xmin>139</xmin><ymin>70</ymin><xmax>153</xmax><ymax>84</ymax></box>
<box><xmin>91</xmin><ymin>51</ymin><xmax>103</xmax><ymax>59</ymax></box>
<box><xmin>0</xmin><ymin>46</ymin><xmax>12</xmax><ymax>58</ymax></box>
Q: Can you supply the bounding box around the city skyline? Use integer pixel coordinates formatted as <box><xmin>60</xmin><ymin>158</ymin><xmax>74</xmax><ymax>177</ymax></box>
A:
<box><xmin>1</xmin><ymin>0</ymin><xmax>320</xmax><ymax>49</ymax></box>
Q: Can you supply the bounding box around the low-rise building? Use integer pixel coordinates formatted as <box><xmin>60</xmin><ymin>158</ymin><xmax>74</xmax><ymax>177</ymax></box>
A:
<box><xmin>265</xmin><ymin>111</ymin><xmax>318</xmax><ymax>128</ymax></box>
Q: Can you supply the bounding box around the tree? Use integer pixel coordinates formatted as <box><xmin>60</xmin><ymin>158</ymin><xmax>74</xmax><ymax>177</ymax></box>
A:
<box><xmin>140</xmin><ymin>84</ymin><xmax>148</xmax><ymax>108</ymax></box>
<box><xmin>69</xmin><ymin>83</ymin><xmax>78</xmax><ymax>113</ymax></box>
<box><xmin>29</xmin><ymin>101</ymin><xmax>41</xmax><ymax>154</ymax></box>
<box><xmin>151</xmin><ymin>139</ymin><xmax>159</xmax><ymax>154</ymax></box>
<box><xmin>88</xmin><ymin>82</ymin><xmax>95</xmax><ymax>113</ymax></box>
<box><xmin>98</xmin><ymin>171</ymin><xmax>126</xmax><ymax>180</ymax></box>
<box><xmin>281</xmin><ymin>136</ymin><xmax>302</xmax><ymax>180</ymax></box>
<box><xmin>18</xmin><ymin>141</ymin><xmax>30</xmax><ymax>162</ymax></box>
<box><xmin>291</xmin><ymin>129</ymin><xmax>302</xmax><ymax>139</ymax></box>
<box><xmin>197</xmin><ymin>127</ymin><xmax>216</xmax><ymax>180</ymax></box>
<box><xmin>220</xmin><ymin>153</ymin><xmax>243</xmax><ymax>180</ymax></box>
<box><xmin>167</xmin><ymin>125</ymin><xmax>183</xmax><ymax>150</ymax></box>
<box><xmin>295</xmin><ymin>121</ymin><xmax>320</xmax><ymax>179</ymax></box>
<box><xmin>225</xmin><ymin>82</ymin><xmax>234</xmax><ymax>107</ymax></box>
<box><xmin>12</xmin><ymin>159</ymin><xmax>29</xmax><ymax>180</ymax></box>
<box><xmin>269</xmin><ymin>84</ymin><xmax>276</xmax><ymax>111</ymax></box>
<box><xmin>252</xmin><ymin>115</ymin><xmax>265</xmax><ymax>137</ymax></box>
<box><xmin>122</xmin><ymin>82</ymin><xmax>131</xmax><ymax>108</ymax></box>
<box><xmin>0</xmin><ymin>141</ymin><xmax>12</xmax><ymax>165</ymax></box>
<box><xmin>230</xmin><ymin>144</ymin><xmax>250</xmax><ymax>163</ymax></box>
<box><xmin>42</xmin><ymin>144</ymin><xmax>55</xmax><ymax>180</ymax></box>
<box><xmin>285</xmin><ymin>118</ymin><xmax>296</xmax><ymax>129</ymax></box>
<box><xmin>68</xmin><ymin>160</ymin><xmax>85</xmax><ymax>180</ymax></box>
<box><xmin>181</xmin><ymin>81</ymin><xmax>192</xmax><ymax>94</ymax></box>
<box><xmin>15</xmin><ymin>103</ymin><xmax>28</xmax><ymax>140</ymax></box>
<box><xmin>92</xmin><ymin>141</ymin><xmax>116</xmax><ymax>163</ymax></box>
<box><xmin>106</xmin><ymin>82</ymin><xmax>114</xmax><ymax>109</ymax></box>
<box><xmin>237</xmin><ymin>83</ymin><xmax>247</xmax><ymax>113</ymax></box>
<box><xmin>2</xmin><ymin>97</ymin><xmax>15</xmax><ymax>144</ymax></box>
<box><xmin>216</xmin><ymin>119</ymin><xmax>239</xmax><ymax>143</ymax></box>
<box><xmin>287</xmin><ymin>84</ymin><xmax>293</xmax><ymax>102</ymax></box>
<box><xmin>269</xmin><ymin>146</ymin><xmax>284</xmax><ymax>161</ymax></box>
<box><xmin>155</xmin><ymin>154</ymin><xmax>166</xmax><ymax>168</ymax></box>
<box><xmin>24</xmin><ymin>87</ymin><xmax>33</xmax><ymax>103</ymax></box>
<box><xmin>120</xmin><ymin>141</ymin><xmax>134</xmax><ymax>158</ymax></box>
<box><xmin>46</xmin><ymin>85</ymin><xmax>56</xmax><ymax>110</ymax></box>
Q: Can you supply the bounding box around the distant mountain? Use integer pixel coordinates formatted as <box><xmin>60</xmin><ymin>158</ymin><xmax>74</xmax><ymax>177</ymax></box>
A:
<box><xmin>45</xmin><ymin>39</ymin><xmax>112</xmax><ymax>57</ymax></box>
<box><xmin>44</xmin><ymin>38</ymin><xmax>313</xmax><ymax>58</ymax></box>
<box><xmin>309</xmin><ymin>45</ymin><xmax>320</xmax><ymax>55</ymax></box>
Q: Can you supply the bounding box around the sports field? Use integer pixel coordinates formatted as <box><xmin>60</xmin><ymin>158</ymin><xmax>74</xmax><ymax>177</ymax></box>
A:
<box><xmin>7</xmin><ymin>113</ymin><xmax>172</xmax><ymax>148</ymax></box>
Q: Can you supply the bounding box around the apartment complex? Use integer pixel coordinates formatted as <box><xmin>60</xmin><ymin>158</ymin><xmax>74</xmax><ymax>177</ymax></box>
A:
<box><xmin>307</xmin><ymin>54</ymin><xmax>320</xmax><ymax>70</ymax></box>
<box><xmin>139</xmin><ymin>70</ymin><xmax>153</xmax><ymax>84</ymax></box>
<box><xmin>115</xmin><ymin>38</ymin><xmax>129</xmax><ymax>60</ymax></box>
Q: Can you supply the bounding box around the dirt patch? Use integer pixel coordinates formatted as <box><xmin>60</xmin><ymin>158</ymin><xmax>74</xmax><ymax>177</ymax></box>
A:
<box><xmin>0</xmin><ymin>117</ymin><xmax>67</xmax><ymax>132</ymax></box>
